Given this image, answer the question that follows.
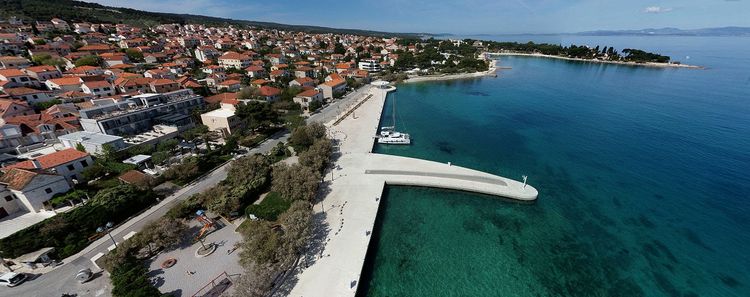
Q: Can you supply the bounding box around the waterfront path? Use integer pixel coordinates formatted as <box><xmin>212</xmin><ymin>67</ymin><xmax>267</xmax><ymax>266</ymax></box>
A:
<box><xmin>0</xmin><ymin>87</ymin><xmax>368</xmax><ymax>297</ymax></box>
<box><xmin>287</xmin><ymin>84</ymin><xmax>537</xmax><ymax>296</ymax></box>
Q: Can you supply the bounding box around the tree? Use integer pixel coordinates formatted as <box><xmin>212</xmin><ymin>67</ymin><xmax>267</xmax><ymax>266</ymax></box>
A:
<box><xmin>288</xmin><ymin>122</ymin><xmax>326</xmax><ymax>152</ymax></box>
<box><xmin>271</xmin><ymin>163</ymin><xmax>321</xmax><ymax>202</ymax></box>
<box><xmin>74</xmin><ymin>55</ymin><xmax>102</xmax><ymax>67</ymax></box>
<box><xmin>238</xmin><ymin>220</ymin><xmax>284</xmax><ymax>267</ymax></box>
<box><xmin>226</xmin><ymin>154</ymin><xmax>271</xmax><ymax>190</ymax></box>
<box><xmin>333</xmin><ymin>42</ymin><xmax>346</xmax><ymax>55</ymax></box>
<box><xmin>235</xmin><ymin>101</ymin><xmax>280</xmax><ymax>131</ymax></box>
<box><xmin>138</xmin><ymin>217</ymin><xmax>187</xmax><ymax>252</ymax></box>
<box><xmin>298</xmin><ymin>138</ymin><xmax>333</xmax><ymax>174</ymax></box>
<box><xmin>75</xmin><ymin>142</ymin><xmax>86</xmax><ymax>152</ymax></box>
<box><xmin>231</xmin><ymin>264</ymin><xmax>277</xmax><ymax>297</ymax></box>
<box><xmin>278</xmin><ymin>200</ymin><xmax>312</xmax><ymax>262</ymax></box>
<box><xmin>125</xmin><ymin>48</ymin><xmax>144</xmax><ymax>63</ymax></box>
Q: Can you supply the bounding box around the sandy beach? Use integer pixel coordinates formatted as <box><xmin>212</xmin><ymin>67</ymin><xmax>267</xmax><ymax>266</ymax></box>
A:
<box><xmin>487</xmin><ymin>52</ymin><xmax>704</xmax><ymax>69</ymax></box>
<box><xmin>402</xmin><ymin>59</ymin><xmax>498</xmax><ymax>83</ymax></box>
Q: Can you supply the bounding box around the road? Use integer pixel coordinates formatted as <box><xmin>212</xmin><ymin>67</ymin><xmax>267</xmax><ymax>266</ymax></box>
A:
<box><xmin>0</xmin><ymin>86</ymin><xmax>371</xmax><ymax>297</ymax></box>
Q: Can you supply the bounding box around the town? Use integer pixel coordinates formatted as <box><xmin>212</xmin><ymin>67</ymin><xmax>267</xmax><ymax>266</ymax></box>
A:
<box><xmin>0</xmin><ymin>14</ymin><xmax>493</xmax><ymax>297</ymax></box>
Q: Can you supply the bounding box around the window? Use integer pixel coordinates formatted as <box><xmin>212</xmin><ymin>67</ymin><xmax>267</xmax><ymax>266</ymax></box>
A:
<box><xmin>4</xmin><ymin>195</ymin><xmax>12</xmax><ymax>202</ymax></box>
<box><xmin>67</xmin><ymin>164</ymin><xmax>75</xmax><ymax>171</ymax></box>
<box><xmin>80</xmin><ymin>160</ymin><xmax>88</xmax><ymax>167</ymax></box>
<box><xmin>45</xmin><ymin>188</ymin><xmax>53</xmax><ymax>194</ymax></box>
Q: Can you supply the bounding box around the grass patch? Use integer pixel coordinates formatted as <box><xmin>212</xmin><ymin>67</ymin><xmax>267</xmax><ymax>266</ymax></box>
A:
<box><xmin>245</xmin><ymin>192</ymin><xmax>291</xmax><ymax>221</ymax></box>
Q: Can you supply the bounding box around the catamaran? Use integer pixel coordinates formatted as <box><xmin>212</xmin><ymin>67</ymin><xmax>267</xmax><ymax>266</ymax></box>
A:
<box><xmin>378</xmin><ymin>94</ymin><xmax>411</xmax><ymax>145</ymax></box>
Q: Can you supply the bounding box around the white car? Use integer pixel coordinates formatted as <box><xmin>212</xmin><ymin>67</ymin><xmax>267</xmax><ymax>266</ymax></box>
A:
<box><xmin>0</xmin><ymin>272</ymin><xmax>27</xmax><ymax>287</ymax></box>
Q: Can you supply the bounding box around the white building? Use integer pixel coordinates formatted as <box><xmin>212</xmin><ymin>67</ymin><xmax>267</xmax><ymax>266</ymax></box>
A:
<box><xmin>0</xmin><ymin>168</ymin><xmax>71</xmax><ymax>218</ymax></box>
<box><xmin>3</xmin><ymin>148</ymin><xmax>94</xmax><ymax>186</ymax></box>
<box><xmin>58</xmin><ymin>131</ymin><xmax>127</xmax><ymax>155</ymax></box>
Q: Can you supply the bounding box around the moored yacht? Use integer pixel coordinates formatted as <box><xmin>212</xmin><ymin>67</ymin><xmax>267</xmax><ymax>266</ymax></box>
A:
<box><xmin>378</xmin><ymin>126</ymin><xmax>411</xmax><ymax>144</ymax></box>
<box><xmin>377</xmin><ymin>92</ymin><xmax>411</xmax><ymax>145</ymax></box>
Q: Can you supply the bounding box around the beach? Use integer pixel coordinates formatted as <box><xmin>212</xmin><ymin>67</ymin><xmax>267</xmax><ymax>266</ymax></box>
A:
<box><xmin>402</xmin><ymin>59</ymin><xmax>498</xmax><ymax>83</ymax></box>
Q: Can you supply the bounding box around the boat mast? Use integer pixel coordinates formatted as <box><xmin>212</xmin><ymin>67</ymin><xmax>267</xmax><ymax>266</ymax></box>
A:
<box><xmin>392</xmin><ymin>93</ymin><xmax>396</xmax><ymax>128</ymax></box>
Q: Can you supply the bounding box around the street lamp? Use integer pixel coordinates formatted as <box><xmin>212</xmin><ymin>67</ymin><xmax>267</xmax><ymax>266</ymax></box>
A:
<box><xmin>97</xmin><ymin>222</ymin><xmax>117</xmax><ymax>248</ymax></box>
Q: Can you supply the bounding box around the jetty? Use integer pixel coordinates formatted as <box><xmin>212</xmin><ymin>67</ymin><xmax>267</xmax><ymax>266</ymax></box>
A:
<box><xmin>288</xmin><ymin>83</ymin><xmax>537</xmax><ymax>296</ymax></box>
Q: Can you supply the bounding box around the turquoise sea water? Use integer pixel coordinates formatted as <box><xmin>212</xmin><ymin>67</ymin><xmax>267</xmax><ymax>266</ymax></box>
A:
<box><xmin>357</xmin><ymin>37</ymin><xmax>750</xmax><ymax>296</ymax></box>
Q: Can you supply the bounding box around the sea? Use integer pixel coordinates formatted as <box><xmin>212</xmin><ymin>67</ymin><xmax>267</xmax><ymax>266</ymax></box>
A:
<box><xmin>356</xmin><ymin>35</ymin><xmax>750</xmax><ymax>297</ymax></box>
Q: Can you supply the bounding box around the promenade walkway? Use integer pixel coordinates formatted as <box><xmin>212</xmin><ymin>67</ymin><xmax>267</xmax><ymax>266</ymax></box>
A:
<box><xmin>288</xmin><ymin>83</ymin><xmax>537</xmax><ymax>296</ymax></box>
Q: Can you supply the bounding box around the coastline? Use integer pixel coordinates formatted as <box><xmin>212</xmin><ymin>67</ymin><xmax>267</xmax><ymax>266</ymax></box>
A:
<box><xmin>487</xmin><ymin>52</ymin><xmax>704</xmax><ymax>69</ymax></box>
<box><xmin>401</xmin><ymin>59</ymin><xmax>498</xmax><ymax>84</ymax></box>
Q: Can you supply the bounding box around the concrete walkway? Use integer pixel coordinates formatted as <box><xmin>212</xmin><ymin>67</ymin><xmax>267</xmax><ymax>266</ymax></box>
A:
<box><xmin>287</xmin><ymin>84</ymin><xmax>537</xmax><ymax>296</ymax></box>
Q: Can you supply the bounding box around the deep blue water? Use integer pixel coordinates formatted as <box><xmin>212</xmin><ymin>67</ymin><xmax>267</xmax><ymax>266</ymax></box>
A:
<box><xmin>359</xmin><ymin>37</ymin><xmax>750</xmax><ymax>296</ymax></box>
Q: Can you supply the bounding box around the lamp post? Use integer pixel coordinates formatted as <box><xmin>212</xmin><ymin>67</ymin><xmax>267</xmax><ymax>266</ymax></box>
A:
<box><xmin>97</xmin><ymin>222</ymin><xmax>117</xmax><ymax>248</ymax></box>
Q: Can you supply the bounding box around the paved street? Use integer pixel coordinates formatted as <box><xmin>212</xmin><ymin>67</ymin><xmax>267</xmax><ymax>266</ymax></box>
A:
<box><xmin>0</xmin><ymin>86</ymin><xmax>370</xmax><ymax>297</ymax></box>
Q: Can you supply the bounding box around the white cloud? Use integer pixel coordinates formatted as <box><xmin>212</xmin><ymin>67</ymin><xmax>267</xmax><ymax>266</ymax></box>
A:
<box><xmin>643</xmin><ymin>6</ymin><xmax>673</xmax><ymax>13</ymax></box>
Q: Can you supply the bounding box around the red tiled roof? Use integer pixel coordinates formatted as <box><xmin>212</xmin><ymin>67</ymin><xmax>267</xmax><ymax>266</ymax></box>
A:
<box><xmin>0</xmin><ymin>168</ymin><xmax>51</xmax><ymax>191</ymax></box>
<box><xmin>259</xmin><ymin>86</ymin><xmax>281</xmax><ymax>96</ymax></box>
<box><xmin>219</xmin><ymin>51</ymin><xmax>250</xmax><ymax>60</ymax></box>
<box><xmin>5</xmin><ymin>148</ymin><xmax>89</xmax><ymax>171</ymax></box>
<box><xmin>0</xmin><ymin>69</ymin><xmax>26</xmax><ymax>77</ymax></box>
<box><xmin>297</xmin><ymin>88</ymin><xmax>320</xmax><ymax>97</ymax></box>
<box><xmin>205</xmin><ymin>92</ymin><xmax>238</xmax><ymax>104</ymax></box>
<box><xmin>47</xmin><ymin>77</ymin><xmax>82</xmax><ymax>86</ymax></box>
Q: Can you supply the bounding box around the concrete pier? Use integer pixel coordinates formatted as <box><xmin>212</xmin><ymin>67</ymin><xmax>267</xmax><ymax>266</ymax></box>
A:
<box><xmin>288</xmin><ymin>83</ymin><xmax>538</xmax><ymax>296</ymax></box>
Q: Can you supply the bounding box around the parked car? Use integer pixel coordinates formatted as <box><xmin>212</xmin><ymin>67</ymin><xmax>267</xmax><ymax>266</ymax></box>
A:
<box><xmin>0</xmin><ymin>272</ymin><xmax>27</xmax><ymax>287</ymax></box>
<box><xmin>75</xmin><ymin>268</ymin><xmax>93</xmax><ymax>283</ymax></box>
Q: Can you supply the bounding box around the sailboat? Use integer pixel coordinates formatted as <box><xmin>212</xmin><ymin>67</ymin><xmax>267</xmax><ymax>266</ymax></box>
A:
<box><xmin>378</xmin><ymin>93</ymin><xmax>411</xmax><ymax>145</ymax></box>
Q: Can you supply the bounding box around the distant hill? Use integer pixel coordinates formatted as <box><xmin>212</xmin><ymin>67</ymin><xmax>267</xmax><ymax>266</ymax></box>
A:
<box><xmin>0</xmin><ymin>0</ymin><xmax>419</xmax><ymax>38</ymax></box>
<box><xmin>576</xmin><ymin>27</ymin><xmax>750</xmax><ymax>36</ymax></box>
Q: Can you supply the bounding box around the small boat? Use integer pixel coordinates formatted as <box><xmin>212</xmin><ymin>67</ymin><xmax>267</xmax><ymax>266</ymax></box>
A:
<box><xmin>377</xmin><ymin>94</ymin><xmax>411</xmax><ymax>145</ymax></box>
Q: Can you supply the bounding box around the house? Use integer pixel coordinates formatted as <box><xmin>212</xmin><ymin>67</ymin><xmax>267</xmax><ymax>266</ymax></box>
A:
<box><xmin>0</xmin><ymin>56</ymin><xmax>31</xmax><ymax>69</ymax></box>
<box><xmin>258</xmin><ymin>86</ymin><xmax>281</xmax><ymax>102</ymax></box>
<box><xmin>218</xmin><ymin>51</ymin><xmax>252</xmax><ymax>69</ymax></box>
<box><xmin>114</xmin><ymin>77</ymin><xmax>152</xmax><ymax>94</ymax></box>
<box><xmin>200</xmin><ymin>105</ymin><xmax>243</xmax><ymax>137</ymax></box>
<box><xmin>320</xmin><ymin>73</ymin><xmax>347</xmax><ymax>99</ymax></box>
<box><xmin>0</xmin><ymin>168</ymin><xmax>71</xmax><ymax>216</ymax></box>
<box><xmin>73</xmin><ymin>23</ymin><xmax>93</xmax><ymax>34</ymax></box>
<box><xmin>149</xmin><ymin>79</ymin><xmax>180</xmax><ymax>93</ymax></box>
<box><xmin>22</xmin><ymin>66</ymin><xmax>62</xmax><ymax>82</ymax></box>
<box><xmin>269</xmin><ymin>69</ymin><xmax>287</xmax><ymax>82</ymax></box>
<box><xmin>194</xmin><ymin>46</ymin><xmax>220</xmax><ymax>62</ymax></box>
<box><xmin>45</xmin><ymin>77</ymin><xmax>82</xmax><ymax>92</ymax></box>
<box><xmin>293</xmin><ymin>88</ymin><xmax>324</xmax><ymax>110</ymax></box>
<box><xmin>294</xmin><ymin>66</ymin><xmax>314</xmax><ymax>78</ymax></box>
<box><xmin>66</xmin><ymin>66</ymin><xmax>104</xmax><ymax>77</ymax></box>
<box><xmin>217</xmin><ymin>79</ymin><xmax>241</xmax><ymax>92</ymax></box>
<box><xmin>3</xmin><ymin>87</ymin><xmax>55</xmax><ymax>104</ymax></box>
<box><xmin>289</xmin><ymin>77</ymin><xmax>315</xmax><ymax>88</ymax></box>
<box><xmin>244</xmin><ymin>65</ymin><xmax>265</xmax><ymax>78</ymax></box>
<box><xmin>80</xmin><ymin>81</ymin><xmax>115</xmax><ymax>98</ymax></box>
<box><xmin>50</xmin><ymin>18</ymin><xmax>70</xmax><ymax>31</ymax></box>
<box><xmin>0</xmin><ymin>100</ymin><xmax>34</xmax><ymax>124</ymax></box>
<box><xmin>0</xmin><ymin>69</ymin><xmax>38</xmax><ymax>88</ymax></box>
<box><xmin>3</xmin><ymin>148</ymin><xmax>93</xmax><ymax>185</ymax></box>
<box><xmin>250</xmin><ymin>79</ymin><xmax>271</xmax><ymax>88</ymax></box>
<box><xmin>58</xmin><ymin>131</ymin><xmax>127</xmax><ymax>155</ymax></box>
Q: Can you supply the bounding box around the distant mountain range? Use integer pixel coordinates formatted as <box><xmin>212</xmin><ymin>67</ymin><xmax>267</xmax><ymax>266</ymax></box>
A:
<box><xmin>575</xmin><ymin>27</ymin><xmax>750</xmax><ymax>36</ymax></box>
<box><xmin>0</xmin><ymin>0</ymin><xmax>419</xmax><ymax>38</ymax></box>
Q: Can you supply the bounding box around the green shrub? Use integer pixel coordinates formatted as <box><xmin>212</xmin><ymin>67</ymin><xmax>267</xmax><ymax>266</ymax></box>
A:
<box><xmin>245</xmin><ymin>192</ymin><xmax>291</xmax><ymax>221</ymax></box>
<box><xmin>0</xmin><ymin>185</ymin><xmax>156</xmax><ymax>259</ymax></box>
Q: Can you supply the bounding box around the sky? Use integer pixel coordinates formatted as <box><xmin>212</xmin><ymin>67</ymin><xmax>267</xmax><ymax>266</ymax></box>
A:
<box><xmin>84</xmin><ymin>0</ymin><xmax>750</xmax><ymax>34</ymax></box>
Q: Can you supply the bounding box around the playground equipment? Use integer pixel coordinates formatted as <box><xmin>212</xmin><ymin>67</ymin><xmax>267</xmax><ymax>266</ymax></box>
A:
<box><xmin>194</xmin><ymin>210</ymin><xmax>215</xmax><ymax>242</ymax></box>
